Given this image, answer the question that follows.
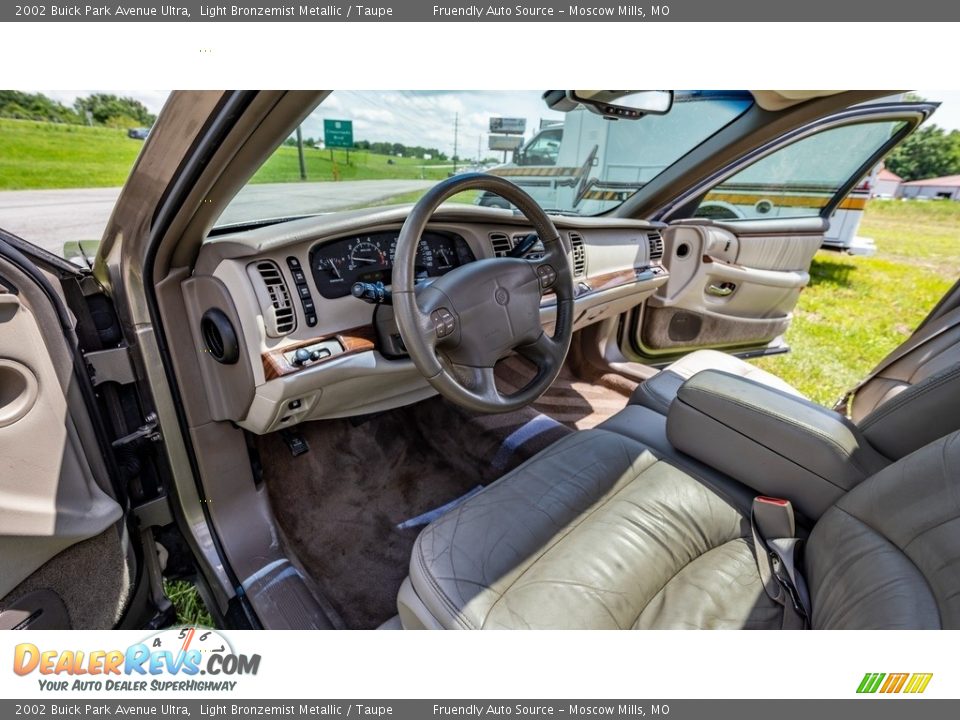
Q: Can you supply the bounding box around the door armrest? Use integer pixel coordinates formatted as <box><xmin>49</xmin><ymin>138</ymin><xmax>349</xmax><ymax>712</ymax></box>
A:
<box><xmin>666</xmin><ymin>370</ymin><xmax>889</xmax><ymax>519</ymax></box>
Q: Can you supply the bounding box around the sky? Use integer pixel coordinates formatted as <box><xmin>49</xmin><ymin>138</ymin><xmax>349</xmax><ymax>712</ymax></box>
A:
<box><xmin>41</xmin><ymin>89</ymin><xmax>960</xmax><ymax>158</ymax></box>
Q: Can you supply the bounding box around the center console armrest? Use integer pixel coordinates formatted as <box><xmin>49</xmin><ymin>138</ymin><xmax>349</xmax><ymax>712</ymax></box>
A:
<box><xmin>666</xmin><ymin>370</ymin><xmax>889</xmax><ymax>519</ymax></box>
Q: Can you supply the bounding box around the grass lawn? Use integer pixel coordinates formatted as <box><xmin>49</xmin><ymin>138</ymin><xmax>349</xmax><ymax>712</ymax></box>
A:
<box><xmin>164</xmin><ymin>580</ymin><xmax>215</xmax><ymax>627</ymax></box>
<box><xmin>0</xmin><ymin>118</ymin><xmax>451</xmax><ymax>190</ymax></box>
<box><xmin>752</xmin><ymin>199</ymin><xmax>958</xmax><ymax>405</ymax></box>
<box><xmin>253</xmin><ymin>146</ymin><xmax>451</xmax><ymax>184</ymax></box>
<box><xmin>0</xmin><ymin>119</ymin><xmax>143</xmax><ymax>189</ymax></box>
<box><xmin>165</xmin><ymin>198</ymin><xmax>959</xmax><ymax>627</ymax></box>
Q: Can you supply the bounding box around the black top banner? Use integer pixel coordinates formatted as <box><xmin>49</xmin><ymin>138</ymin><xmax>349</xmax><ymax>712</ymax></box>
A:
<box><xmin>5</xmin><ymin>0</ymin><xmax>959</xmax><ymax>22</ymax></box>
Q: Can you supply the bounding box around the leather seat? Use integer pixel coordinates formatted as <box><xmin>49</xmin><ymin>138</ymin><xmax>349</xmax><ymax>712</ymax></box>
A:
<box><xmin>629</xmin><ymin>304</ymin><xmax>960</xmax><ymax>461</ymax></box>
<box><xmin>398</xmin><ymin>426</ymin><xmax>960</xmax><ymax>630</ymax></box>
<box><xmin>631</xmin><ymin>349</ymin><xmax>804</xmax><ymax>415</ymax></box>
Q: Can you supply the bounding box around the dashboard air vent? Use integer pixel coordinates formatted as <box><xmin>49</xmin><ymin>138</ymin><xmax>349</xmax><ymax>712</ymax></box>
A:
<box><xmin>647</xmin><ymin>232</ymin><xmax>664</xmax><ymax>261</ymax></box>
<box><xmin>255</xmin><ymin>260</ymin><xmax>296</xmax><ymax>337</ymax></box>
<box><xmin>569</xmin><ymin>232</ymin><xmax>586</xmax><ymax>277</ymax></box>
<box><xmin>489</xmin><ymin>232</ymin><xmax>513</xmax><ymax>257</ymax></box>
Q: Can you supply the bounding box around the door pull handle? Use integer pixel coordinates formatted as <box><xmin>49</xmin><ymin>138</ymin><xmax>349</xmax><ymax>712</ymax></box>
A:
<box><xmin>706</xmin><ymin>282</ymin><xmax>736</xmax><ymax>297</ymax></box>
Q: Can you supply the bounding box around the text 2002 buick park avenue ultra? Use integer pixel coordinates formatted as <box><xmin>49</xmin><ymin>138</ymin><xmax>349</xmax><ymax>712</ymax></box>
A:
<box><xmin>2</xmin><ymin>90</ymin><xmax>958</xmax><ymax>631</ymax></box>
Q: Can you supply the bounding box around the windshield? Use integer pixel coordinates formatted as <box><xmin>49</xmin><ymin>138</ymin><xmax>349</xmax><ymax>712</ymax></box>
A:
<box><xmin>215</xmin><ymin>91</ymin><xmax>753</xmax><ymax>228</ymax></box>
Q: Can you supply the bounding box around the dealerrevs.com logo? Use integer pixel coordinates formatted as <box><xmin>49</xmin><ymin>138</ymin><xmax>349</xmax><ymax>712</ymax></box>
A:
<box><xmin>13</xmin><ymin>627</ymin><xmax>260</xmax><ymax>692</ymax></box>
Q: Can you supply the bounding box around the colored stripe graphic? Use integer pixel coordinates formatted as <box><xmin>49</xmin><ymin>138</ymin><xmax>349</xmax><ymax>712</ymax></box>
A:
<box><xmin>904</xmin><ymin>673</ymin><xmax>933</xmax><ymax>694</ymax></box>
<box><xmin>705</xmin><ymin>192</ymin><xmax>868</xmax><ymax>211</ymax></box>
<box><xmin>488</xmin><ymin>167</ymin><xmax>581</xmax><ymax>177</ymax></box>
<box><xmin>880</xmin><ymin>673</ymin><xmax>909</xmax><ymax>693</ymax></box>
<box><xmin>857</xmin><ymin>672</ymin><xmax>932</xmax><ymax>694</ymax></box>
<box><xmin>857</xmin><ymin>673</ymin><xmax>885</xmax><ymax>693</ymax></box>
<box><xmin>582</xmin><ymin>190</ymin><xmax>630</xmax><ymax>201</ymax></box>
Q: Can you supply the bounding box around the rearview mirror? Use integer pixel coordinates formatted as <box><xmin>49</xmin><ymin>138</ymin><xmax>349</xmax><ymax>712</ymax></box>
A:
<box><xmin>543</xmin><ymin>90</ymin><xmax>674</xmax><ymax>119</ymax></box>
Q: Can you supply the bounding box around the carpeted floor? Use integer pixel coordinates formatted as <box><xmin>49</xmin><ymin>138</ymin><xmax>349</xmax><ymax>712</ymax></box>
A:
<box><xmin>258</xmin><ymin>357</ymin><xmax>637</xmax><ymax>629</ymax></box>
<box><xmin>495</xmin><ymin>355</ymin><xmax>637</xmax><ymax>430</ymax></box>
<box><xmin>1</xmin><ymin>524</ymin><xmax>132</xmax><ymax>629</ymax></box>
<box><xmin>257</xmin><ymin>392</ymin><xmax>575</xmax><ymax>629</ymax></box>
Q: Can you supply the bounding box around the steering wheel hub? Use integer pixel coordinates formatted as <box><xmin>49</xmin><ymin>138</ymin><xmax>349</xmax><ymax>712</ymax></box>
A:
<box><xmin>392</xmin><ymin>173</ymin><xmax>575</xmax><ymax>413</ymax></box>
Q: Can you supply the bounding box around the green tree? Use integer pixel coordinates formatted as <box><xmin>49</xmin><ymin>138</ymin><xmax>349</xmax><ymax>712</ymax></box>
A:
<box><xmin>351</xmin><ymin>139</ymin><xmax>447</xmax><ymax>161</ymax></box>
<box><xmin>0</xmin><ymin>91</ymin><xmax>78</xmax><ymax>123</ymax></box>
<box><xmin>885</xmin><ymin>124</ymin><xmax>960</xmax><ymax>181</ymax></box>
<box><xmin>73</xmin><ymin>94</ymin><xmax>155</xmax><ymax>128</ymax></box>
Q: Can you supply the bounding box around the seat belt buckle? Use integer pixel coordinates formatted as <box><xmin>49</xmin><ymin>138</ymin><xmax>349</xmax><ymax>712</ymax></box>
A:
<box><xmin>752</xmin><ymin>496</ymin><xmax>796</xmax><ymax>542</ymax></box>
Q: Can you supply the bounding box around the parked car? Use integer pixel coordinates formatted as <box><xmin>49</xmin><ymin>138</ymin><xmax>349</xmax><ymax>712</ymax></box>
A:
<box><xmin>3</xmin><ymin>90</ymin><xmax>959</xmax><ymax>632</ymax></box>
<box><xmin>127</xmin><ymin>127</ymin><xmax>149</xmax><ymax>139</ymax></box>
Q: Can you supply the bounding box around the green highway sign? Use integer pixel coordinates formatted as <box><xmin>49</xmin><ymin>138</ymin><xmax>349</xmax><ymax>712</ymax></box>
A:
<box><xmin>324</xmin><ymin>119</ymin><xmax>354</xmax><ymax>149</ymax></box>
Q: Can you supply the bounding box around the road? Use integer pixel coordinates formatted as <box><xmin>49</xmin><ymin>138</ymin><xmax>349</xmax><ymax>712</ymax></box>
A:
<box><xmin>0</xmin><ymin>179</ymin><xmax>435</xmax><ymax>255</ymax></box>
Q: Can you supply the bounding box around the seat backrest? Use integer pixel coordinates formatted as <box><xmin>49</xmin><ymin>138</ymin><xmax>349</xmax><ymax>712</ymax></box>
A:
<box><xmin>852</xmin><ymin>306</ymin><xmax>960</xmax><ymax>460</ymax></box>
<box><xmin>805</xmin><ymin>430</ymin><xmax>960</xmax><ymax>629</ymax></box>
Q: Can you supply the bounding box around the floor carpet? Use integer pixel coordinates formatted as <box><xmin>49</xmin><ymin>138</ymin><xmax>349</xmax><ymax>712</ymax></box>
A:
<box><xmin>495</xmin><ymin>355</ymin><xmax>637</xmax><ymax>430</ymax></box>
<box><xmin>257</xmin><ymin>392</ymin><xmax>574</xmax><ymax>629</ymax></box>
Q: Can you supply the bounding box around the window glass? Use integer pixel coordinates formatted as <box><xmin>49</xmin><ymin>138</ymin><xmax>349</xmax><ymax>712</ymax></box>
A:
<box><xmin>695</xmin><ymin>120</ymin><xmax>906</xmax><ymax>221</ymax></box>
<box><xmin>216</xmin><ymin>90</ymin><xmax>753</xmax><ymax>227</ymax></box>
<box><xmin>0</xmin><ymin>91</ymin><xmax>163</xmax><ymax>258</ymax></box>
<box><xmin>520</xmin><ymin>128</ymin><xmax>562</xmax><ymax>166</ymax></box>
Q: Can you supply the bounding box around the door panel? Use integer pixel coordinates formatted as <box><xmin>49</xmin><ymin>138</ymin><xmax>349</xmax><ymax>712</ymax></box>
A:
<box><xmin>0</xmin><ymin>245</ymin><xmax>127</xmax><ymax>628</ymax></box>
<box><xmin>635</xmin><ymin>219</ymin><xmax>822</xmax><ymax>356</ymax></box>
<box><xmin>626</xmin><ymin>105</ymin><xmax>937</xmax><ymax>363</ymax></box>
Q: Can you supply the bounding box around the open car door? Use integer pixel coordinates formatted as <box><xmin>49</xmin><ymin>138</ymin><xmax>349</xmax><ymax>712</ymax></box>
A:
<box><xmin>0</xmin><ymin>230</ymin><xmax>161</xmax><ymax>629</ymax></box>
<box><xmin>625</xmin><ymin>101</ymin><xmax>937</xmax><ymax>363</ymax></box>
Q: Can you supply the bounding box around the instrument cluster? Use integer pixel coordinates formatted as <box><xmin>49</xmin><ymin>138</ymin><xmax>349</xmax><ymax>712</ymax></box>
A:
<box><xmin>309</xmin><ymin>230</ymin><xmax>475</xmax><ymax>299</ymax></box>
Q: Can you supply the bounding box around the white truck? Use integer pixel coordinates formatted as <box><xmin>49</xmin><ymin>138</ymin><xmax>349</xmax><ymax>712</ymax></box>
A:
<box><xmin>482</xmin><ymin>106</ymin><xmax>678</xmax><ymax>216</ymax></box>
<box><xmin>480</xmin><ymin>98</ymin><xmax>873</xmax><ymax>253</ymax></box>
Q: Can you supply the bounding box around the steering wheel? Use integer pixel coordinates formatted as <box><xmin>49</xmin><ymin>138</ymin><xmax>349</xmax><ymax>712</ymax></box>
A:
<box><xmin>392</xmin><ymin>173</ymin><xmax>575</xmax><ymax>413</ymax></box>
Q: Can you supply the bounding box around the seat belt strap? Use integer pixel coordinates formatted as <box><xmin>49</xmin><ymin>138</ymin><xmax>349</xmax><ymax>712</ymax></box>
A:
<box><xmin>833</xmin><ymin>305</ymin><xmax>960</xmax><ymax>414</ymax></box>
<box><xmin>751</xmin><ymin>496</ymin><xmax>811</xmax><ymax>630</ymax></box>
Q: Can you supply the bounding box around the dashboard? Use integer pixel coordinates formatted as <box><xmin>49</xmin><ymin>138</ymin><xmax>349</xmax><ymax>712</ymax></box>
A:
<box><xmin>309</xmin><ymin>230</ymin><xmax>475</xmax><ymax>298</ymax></box>
<box><xmin>188</xmin><ymin>206</ymin><xmax>669</xmax><ymax>434</ymax></box>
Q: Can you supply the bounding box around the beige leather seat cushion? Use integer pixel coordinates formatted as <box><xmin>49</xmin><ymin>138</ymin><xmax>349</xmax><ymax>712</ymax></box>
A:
<box><xmin>631</xmin><ymin>349</ymin><xmax>803</xmax><ymax>414</ymax></box>
<box><xmin>406</xmin><ymin>429</ymin><xmax>782</xmax><ymax>630</ymax></box>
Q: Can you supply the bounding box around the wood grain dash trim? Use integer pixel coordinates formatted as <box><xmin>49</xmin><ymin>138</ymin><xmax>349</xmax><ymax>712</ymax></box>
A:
<box><xmin>262</xmin><ymin>325</ymin><xmax>376</xmax><ymax>380</ymax></box>
<box><xmin>586</xmin><ymin>268</ymin><xmax>644</xmax><ymax>293</ymax></box>
<box><xmin>540</xmin><ymin>266</ymin><xmax>654</xmax><ymax>304</ymax></box>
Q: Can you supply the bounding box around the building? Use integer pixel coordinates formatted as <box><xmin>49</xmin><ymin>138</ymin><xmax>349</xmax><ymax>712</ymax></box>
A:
<box><xmin>872</xmin><ymin>168</ymin><xmax>902</xmax><ymax>197</ymax></box>
<box><xmin>898</xmin><ymin>174</ymin><xmax>960</xmax><ymax>200</ymax></box>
